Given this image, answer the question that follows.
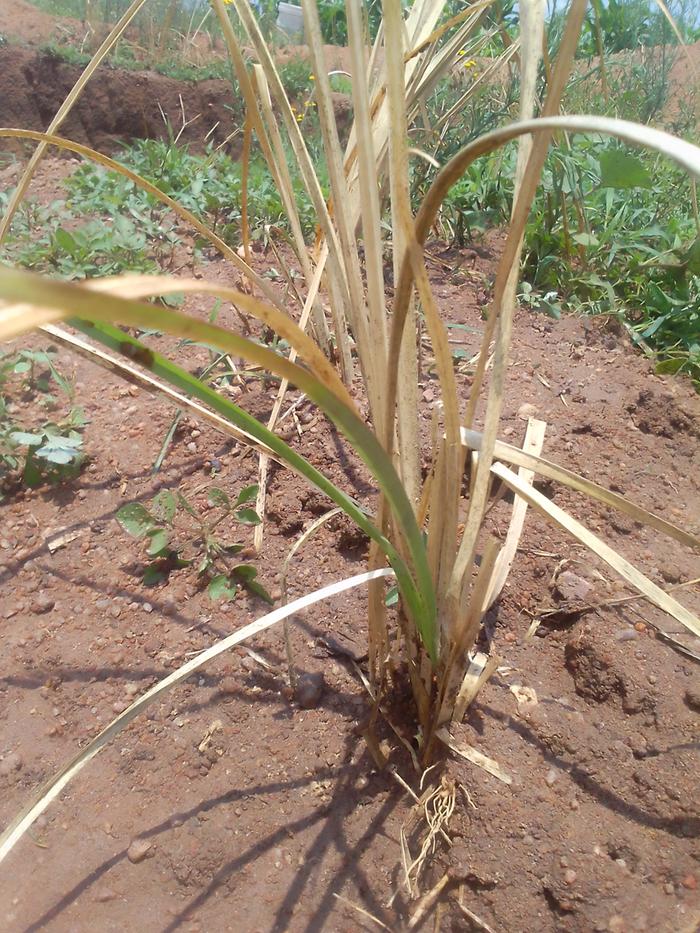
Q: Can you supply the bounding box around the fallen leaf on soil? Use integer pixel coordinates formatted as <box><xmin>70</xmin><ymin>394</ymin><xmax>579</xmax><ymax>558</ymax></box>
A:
<box><xmin>436</xmin><ymin>728</ymin><xmax>512</xmax><ymax>785</ymax></box>
<box><xmin>198</xmin><ymin>719</ymin><xmax>223</xmax><ymax>753</ymax></box>
<box><xmin>509</xmin><ymin>684</ymin><xmax>538</xmax><ymax>709</ymax></box>
<box><xmin>47</xmin><ymin>529</ymin><xmax>81</xmax><ymax>553</ymax></box>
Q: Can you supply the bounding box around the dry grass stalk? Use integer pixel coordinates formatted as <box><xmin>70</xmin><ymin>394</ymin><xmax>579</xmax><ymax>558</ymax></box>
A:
<box><xmin>2</xmin><ymin>0</ymin><xmax>700</xmax><ymax>874</ymax></box>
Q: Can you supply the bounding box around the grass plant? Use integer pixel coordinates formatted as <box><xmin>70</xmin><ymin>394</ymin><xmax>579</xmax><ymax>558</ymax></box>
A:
<box><xmin>0</xmin><ymin>0</ymin><xmax>699</xmax><ymax>895</ymax></box>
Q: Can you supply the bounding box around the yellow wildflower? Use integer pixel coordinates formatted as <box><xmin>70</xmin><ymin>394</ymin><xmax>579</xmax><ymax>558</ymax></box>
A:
<box><xmin>309</xmin><ymin>74</ymin><xmax>315</xmax><ymax>80</ymax></box>
<box><xmin>458</xmin><ymin>49</ymin><xmax>466</xmax><ymax>56</ymax></box>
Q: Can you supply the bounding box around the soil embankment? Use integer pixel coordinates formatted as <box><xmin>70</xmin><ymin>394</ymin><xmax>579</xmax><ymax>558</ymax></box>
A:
<box><xmin>0</xmin><ymin>45</ymin><xmax>241</xmax><ymax>154</ymax></box>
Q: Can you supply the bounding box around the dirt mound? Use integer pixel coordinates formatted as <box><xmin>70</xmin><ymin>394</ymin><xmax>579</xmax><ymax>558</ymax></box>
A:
<box><xmin>0</xmin><ymin>0</ymin><xmax>87</xmax><ymax>48</ymax></box>
<box><xmin>0</xmin><ymin>46</ymin><xmax>241</xmax><ymax>155</ymax></box>
<box><xmin>667</xmin><ymin>40</ymin><xmax>700</xmax><ymax>122</ymax></box>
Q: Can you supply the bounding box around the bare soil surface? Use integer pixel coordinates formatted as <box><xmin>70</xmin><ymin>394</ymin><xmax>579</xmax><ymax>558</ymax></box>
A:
<box><xmin>0</xmin><ymin>153</ymin><xmax>699</xmax><ymax>932</ymax></box>
<box><xmin>0</xmin><ymin>0</ymin><xmax>89</xmax><ymax>49</ymax></box>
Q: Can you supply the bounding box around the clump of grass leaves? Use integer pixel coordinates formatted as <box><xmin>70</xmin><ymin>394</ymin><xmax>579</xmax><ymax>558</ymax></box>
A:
<box><xmin>0</xmin><ymin>0</ymin><xmax>699</xmax><ymax>871</ymax></box>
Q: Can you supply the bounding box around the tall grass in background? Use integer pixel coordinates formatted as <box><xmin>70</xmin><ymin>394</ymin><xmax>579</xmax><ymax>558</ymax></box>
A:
<box><xmin>0</xmin><ymin>0</ymin><xmax>699</xmax><ymax>869</ymax></box>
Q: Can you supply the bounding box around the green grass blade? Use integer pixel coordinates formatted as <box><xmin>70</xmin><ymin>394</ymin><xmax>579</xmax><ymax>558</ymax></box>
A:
<box><xmin>0</xmin><ymin>267</ymin><xmax>438</xmax><ymax>659</ymax></box>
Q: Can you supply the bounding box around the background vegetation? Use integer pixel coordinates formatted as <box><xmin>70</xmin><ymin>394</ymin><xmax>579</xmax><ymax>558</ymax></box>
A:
<box><xmin>2</xmin><ymin>1</ymin><xmax>697</xmax><ymax>381</ymax></box>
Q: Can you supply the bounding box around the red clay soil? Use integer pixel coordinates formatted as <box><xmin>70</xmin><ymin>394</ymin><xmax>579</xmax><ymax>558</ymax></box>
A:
<box><xmin>0</xmin><ymin>42</ymin><xmax>352</xmax><ymax>156</ymax></box>
<box><xmin>0</xmin><ymin>43</ymin><xmax>243</xmax><ymax>155</ymax></box>
<box><xmin>0</xmin><ymin>0</ymin><xmax>89</xmax><ymax>49</ymax></box>
<box><xmin>0</xmin><ymin>156</ymin><xmax>699</xmax><ymax>931</ymax></box>
<box><xmin>666</xmin><ymin>41</ymin><xmax>700</xmax><ymax>123</ymax></box>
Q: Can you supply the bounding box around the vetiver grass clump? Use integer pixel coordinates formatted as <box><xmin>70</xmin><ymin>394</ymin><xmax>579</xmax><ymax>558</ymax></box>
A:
<box><xmin>0</xmin><ymin>1</ymin><xmax>698</xmax><ymax>897</ymax></box>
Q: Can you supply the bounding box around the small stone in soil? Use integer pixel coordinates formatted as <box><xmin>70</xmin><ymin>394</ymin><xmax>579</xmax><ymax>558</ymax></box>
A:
<box><xmin>683</xmin><ymin>685</ymin><xmax>700</xmax><ymax>712</ymax></box>
<box><xmin>554</xmin><ymin>570</ymin><xmax>592</xmax><ymax>603</ymax></box>
<box><xmin>31</xmin><ymin>595</ymin><xmax>55</xmax><ymax>614</ymax></box>
<box><xmin>94</xmin><ymin>887</ymin><xmax>118</xmax><ymax>902</ymax></box>
<box><xmin>0</xmin><ymin>751</ymin><xmax>23</xmax><ymax>775</ymax></box>
<box><xmin>544</xmin><ymin>768</ymin><xmax>559</xmax><ymax>787</ymax></box>
<box><xmin>127</xmin><ymin>838</ymin><xmax>152</xmax><ymax>863</ymax></box>
<box><xmin>295</xmin><ymin>672</ymin><xmax>325</xmax><ymax>709</ymax></box>
<box><xmin>518</xmin><ymin>402</ymin><xmax>538</xmax><ymax>420</ymax></box>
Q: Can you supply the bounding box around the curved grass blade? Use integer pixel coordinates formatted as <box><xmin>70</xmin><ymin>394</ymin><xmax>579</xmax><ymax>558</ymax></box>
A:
<box><xmin>0</xmin><ymin>129</ymin><xmax>279</xmax><ymax>307</ymax></box>
<box><xmin>0</xmin><ymin>568</ymin><xmax>394</xmax><ymax>865</ymax></box>
<box><xmin>43</xmin><ymin>322</ymin><xmax>276</xmax><ymax>457</ymax></box>
<box><xmin>82</xmin><ymin>274</ymin><xmax>351</xmax><ymax>410</ymax></box>
<box><xmin>0</xmin><ymin>268</ymin><xmax>437</xmax><ymax>659</ymax></box>
<box><xmin>492</xmin><ymin>462</ymin><xmax>700</xmax><ymax>638</ymax></box>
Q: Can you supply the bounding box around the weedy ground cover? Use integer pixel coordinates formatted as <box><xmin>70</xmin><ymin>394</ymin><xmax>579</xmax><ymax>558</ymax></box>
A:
<box><xmin>0</xmin><ymin>0</ymin><xmax>699</xmax><ymax>924</ymax></box>
<box><xmin>0</xmin><ymin>345</ymin><xmax>87</xmax><ymax>496</ymax></box>
<box><xmin>412</xmin><ymin>36</ymin><xmax>700</xmax><ymax>383</ymax></box>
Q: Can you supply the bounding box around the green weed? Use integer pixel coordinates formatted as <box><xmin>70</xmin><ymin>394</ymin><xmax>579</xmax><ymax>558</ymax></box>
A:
<box><xmin>66</xmin><ymin>137</ymin><xmax>320</xmax><ymax>242</ymax></box>
<box><xmin>116</xmin><ymin>482</ymin><xmax>271</xmax><ymax>601</ymax></box>
<box><xmin>0</xmin><ymin>347</ymin><xmax>87</xmax><ymax>496</ymax></box>
<box><xmin>430</xmin><ymin>131</ymin><xmax>700</xmax><ymax>385</ymax></box>
<box><xmin>17</xmin><ymin>216</ymin><xmax>163</xmax><ymax>279</ymax></box>
<box><xmin>521</xmin><ymin>141</ymin><xmax>700</xmax><ymax>384</ymax></box>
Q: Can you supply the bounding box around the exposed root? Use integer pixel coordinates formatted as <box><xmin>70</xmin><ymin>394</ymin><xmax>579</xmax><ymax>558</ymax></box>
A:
<box><xmin>401</xmin><ymin>774</ymin><xmax>457</xmax><ymax>899</ymax></box>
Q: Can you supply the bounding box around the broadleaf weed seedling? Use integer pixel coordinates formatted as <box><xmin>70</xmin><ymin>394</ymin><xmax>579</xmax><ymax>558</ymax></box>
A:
<box><xmin>116</xmin><ymin>482</ymin><xmax>272</xmax><ymax>602</ymax></box>
<box><xmin>0</xmin><ymin>347</ymin><xmax>88</xmax><ymax>496</ymax></box>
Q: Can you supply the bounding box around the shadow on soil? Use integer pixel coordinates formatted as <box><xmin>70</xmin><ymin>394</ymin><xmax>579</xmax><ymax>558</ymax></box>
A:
<box><xmin>21</xmin><ymin>739</ymin><xmax>401</xmax><ymax>933</ymax></box>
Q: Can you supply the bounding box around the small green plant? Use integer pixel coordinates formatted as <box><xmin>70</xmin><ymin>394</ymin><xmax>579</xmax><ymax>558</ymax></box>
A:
<box><xmin>437</xmin><ymin>156</ymin><xmax>514</xmax><ymax>245</ymax></box>
<box><xmin>17</xmin><ymin>217</ymin><xmax>163</xmax><ymax>279</ymax></box>
<box><xmin>116</xmin><ymin>483</ymin><xmax>272</xmax><ymax>601</ymax></box>
<box><xmin>0</xmin><ymin>348</ymin><xmax>87</xmax><ymax>495</ymax></box>
<box><xmin>318</xmin><ymin>0</ymin><xmax>348</xmax><ymax>44</ymax></box>
<box><xmin>4</xmin><ymin>347</ymin><xmax>72</xmax><ymax>400</ymax></box>
<box><xmin>66</xmin><ymin>138</ymin><xmax>320</xmax><ymax>244</ymax></box>
<box><xmin>41</xmin><ymin>42</ymin><xmax>93</xmax><ymax>69</ymax></box>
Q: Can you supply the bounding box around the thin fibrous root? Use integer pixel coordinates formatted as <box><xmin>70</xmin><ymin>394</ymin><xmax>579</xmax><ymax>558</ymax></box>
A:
<box><xmin>403</xmin><ymin>776</ymin><xmax>456</xmax><ymax>898</ymax></box>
